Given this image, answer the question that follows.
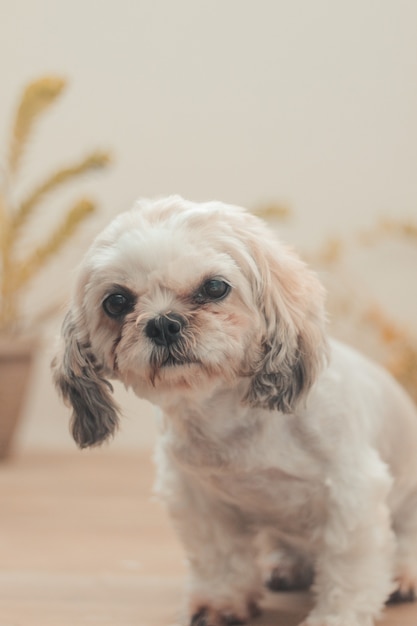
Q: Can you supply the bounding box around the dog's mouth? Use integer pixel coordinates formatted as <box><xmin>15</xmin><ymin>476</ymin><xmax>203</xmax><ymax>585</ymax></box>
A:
<box><xmin>161</xmin><ymin>354</ymin><xmax>200</xmax><ymax>368</ymax></box>
<box><xmin>150</xmin><ymin>345</ymin><xmax>201</xmax><ymax>370</ymax></box>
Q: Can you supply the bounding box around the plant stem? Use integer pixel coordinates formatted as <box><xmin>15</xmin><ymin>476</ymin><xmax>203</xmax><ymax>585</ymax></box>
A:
<box><xmin>0</xmin><ymin>195</ymin><xmax>17</xmax><ymax>332</ymax></box>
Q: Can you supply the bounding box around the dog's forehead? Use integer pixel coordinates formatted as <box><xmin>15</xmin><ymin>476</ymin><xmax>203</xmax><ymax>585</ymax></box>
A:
<box><xmin>90</xmin><ymin>218</ymin><xmax>238</xmax><ymax>294</ymax></box>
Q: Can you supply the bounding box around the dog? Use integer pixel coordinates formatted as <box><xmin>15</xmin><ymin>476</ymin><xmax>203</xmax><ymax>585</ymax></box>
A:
<box><xmin>53</xmin><ymin>196</ymin><xmax>417</xmax><ymax>626</ymax></box>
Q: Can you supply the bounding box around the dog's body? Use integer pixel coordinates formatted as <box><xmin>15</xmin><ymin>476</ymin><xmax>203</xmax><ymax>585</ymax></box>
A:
<box><xmin>53</xmin><ymin>196</ymin><xmax>417</xmax><ymax>626</ymax></box>
<box><xmin>154</xmin><ymin>338</ymin><xmax>417</xmax><ymax>626</ymax></box>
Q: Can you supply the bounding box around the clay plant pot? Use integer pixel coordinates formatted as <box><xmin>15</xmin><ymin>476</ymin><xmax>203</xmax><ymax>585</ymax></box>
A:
<box><xmin>0</xmin><ymin>336</ymin><xmax>37</xmax><ymax>460</ymax></box>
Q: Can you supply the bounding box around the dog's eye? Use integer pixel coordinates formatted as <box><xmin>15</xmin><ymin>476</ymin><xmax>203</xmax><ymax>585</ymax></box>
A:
<box><xmin>199</xmin><ymin>279</ymin><xmax>231</xmax><ymax>301</ymax></box>
<box><xmin>102</xmin><ymin>293</ymin><xmax>134</xmax><ymax>318</ymax></box>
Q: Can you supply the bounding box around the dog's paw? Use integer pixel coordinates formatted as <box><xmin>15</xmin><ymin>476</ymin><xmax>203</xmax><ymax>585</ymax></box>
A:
<box><xmin>263</xmin><ymin>548</ymin><xmax>313</xmax><ymax>592</ymax></box>
<box><xmin>189</xmin><ymin>599</ymin><xmax>261</xmax><ymax>626</ymax></box>
<box><xmin>266</xmin><ymin>562</ymin><xmax>313</xmax><ymax>592</ymax></box>
<box><xmin>387</xmin><ymin>566</ymin><xmax>417</xmax><ymax>604</ymax></box>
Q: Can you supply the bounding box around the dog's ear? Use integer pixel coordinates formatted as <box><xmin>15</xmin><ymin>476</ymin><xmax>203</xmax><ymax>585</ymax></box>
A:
<box><xmin>245</xmin><ymin>241</ymin><xmax>328</xmax><ymax>413</ymax></box>
<box><xmin>52</xmin><ymin>310</ymin><xmax>120</xmax><ymax>448</ymax></box>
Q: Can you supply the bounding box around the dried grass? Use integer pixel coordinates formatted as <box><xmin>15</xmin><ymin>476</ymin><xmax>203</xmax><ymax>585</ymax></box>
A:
<box><xmin>0</xmin><ymin>76</ymin><xmax>110</xmax><ymax>333</ymax></box>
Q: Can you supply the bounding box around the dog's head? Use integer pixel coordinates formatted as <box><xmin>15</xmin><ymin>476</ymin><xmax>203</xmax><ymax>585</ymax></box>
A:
<box><xmin>52</xmin><ymin>196</ymin><xmax>328</xmax><ymax>448</ymax></box>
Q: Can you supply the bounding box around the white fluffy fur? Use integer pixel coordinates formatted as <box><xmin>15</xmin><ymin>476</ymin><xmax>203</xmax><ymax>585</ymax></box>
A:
<box><xmin>53</xmin><ymin>196</ymin><xmax>417</xmax><ymax>626</ymax></box>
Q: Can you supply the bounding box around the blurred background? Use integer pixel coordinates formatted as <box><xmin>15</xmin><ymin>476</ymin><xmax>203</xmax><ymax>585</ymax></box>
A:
<box><xmin>0</xmin><ymin>0</ymin><xmax>416</xmax><ymax>454</ymax></box>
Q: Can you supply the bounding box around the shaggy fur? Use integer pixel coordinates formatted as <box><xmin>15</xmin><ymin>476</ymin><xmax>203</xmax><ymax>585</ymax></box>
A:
<box><xmin>53</xmin><ymin>196</ymin><xmax>417</xmax><ymax>626</ymax></box>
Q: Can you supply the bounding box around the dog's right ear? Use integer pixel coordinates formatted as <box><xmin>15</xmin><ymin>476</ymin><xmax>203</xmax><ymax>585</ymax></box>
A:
<box><xmin>52</xmin><ymin>310</ymin><xmax>120</xmax><ymax>449</ymax></box>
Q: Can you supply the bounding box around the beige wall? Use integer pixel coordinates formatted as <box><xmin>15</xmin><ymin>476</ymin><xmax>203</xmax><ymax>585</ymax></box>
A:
<box><xmin>1</xmin><ymin>1</ymin><xmax>416</xmax><ymax>451</ymax></box>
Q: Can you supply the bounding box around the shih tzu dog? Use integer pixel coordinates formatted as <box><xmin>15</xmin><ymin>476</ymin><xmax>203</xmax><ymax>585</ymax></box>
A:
<box><xmin>53</xmin><ymin>196</ymin><xmax>417</xmax><ymax>626</ymax></box>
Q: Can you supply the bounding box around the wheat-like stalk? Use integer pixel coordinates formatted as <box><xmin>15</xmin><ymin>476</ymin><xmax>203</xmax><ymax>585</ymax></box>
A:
<box><xmin>0</xmin><ymin>75</ymin><xmax>110</xmax><ymax>334</ymax></box>
<box><xmin>13</xmin><ymin>198</ymin><xmax>96</xmax><ymax>289</ymax></box>
<box><xmin>365</xmin><ymin>307</ymin><xmax>417</xmax><ymax>403</ymax></box>
<box><xmin>379</xmin><ymin>218</ymin><xmax>417</xmax><ymax>240</ymax></box>
<box><xmin>8</xmin><ymin>76</ymin><xmax>65</xmax><ymax>177</ymax></box>
<box><xmin>0</xmin><ymin>191</ymin><xmax>7</xmax><ymax>245</ymax></box>
<box><xmin>12</xmin><ymin>151</ymin><xmax>110</xmax><ymax>233</ymax></box>
<box><xmin>254</xmin><ymin>202</ymin><xmax>291</xmax><ymax>221</ymax></box>
<box><xmin>358</xmin><ymin>218</ymin><xmax>417</xmax><ymax>246</ymax></box>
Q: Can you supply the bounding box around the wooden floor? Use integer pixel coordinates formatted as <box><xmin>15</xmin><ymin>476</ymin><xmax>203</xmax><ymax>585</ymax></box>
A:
<box><xmin>1</xmin><ymin>451</ymin><xmax>417</xmax><ymax>626</ymax></box>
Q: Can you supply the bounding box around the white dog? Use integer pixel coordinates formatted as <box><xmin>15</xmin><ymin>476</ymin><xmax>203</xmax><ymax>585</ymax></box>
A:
<box><xmin>53</xmin><ymin>196</ymin><xmax>417</xmax><ymax>626</ymax></box>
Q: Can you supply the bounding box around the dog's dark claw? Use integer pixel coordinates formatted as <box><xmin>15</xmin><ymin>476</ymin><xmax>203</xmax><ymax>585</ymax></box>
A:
<box><xmin>222</xmin><ymin>616</ymin><xmax>245</xmax><ymax>626</ymax></box>
<box><xmin>190</xmin><ymin>606</ymin><xmax>251</xmax><ymax>626</ymax></box>
<box><xmin>266</xmin><ymin>574</ymin><xmax>293</xmax><ymax>591</ymax></box>
<box><xmin>266</xmin><ymin>566</ymin><xmax>313</xmax><ymax>592</ymax></box>
<box><xmin>248</xmin><ymin>600</ymin><xmax>262</xmax><ymax>619</ymax></box>
<box><xmin>387</xmin><ymin>588</ymin><xmax>416</xmax><ymax>604</ymax></box>
<box><xmin>191</xmin><ymin>608</ymin><xmax>208</xmax><ymax>626</ymax></box>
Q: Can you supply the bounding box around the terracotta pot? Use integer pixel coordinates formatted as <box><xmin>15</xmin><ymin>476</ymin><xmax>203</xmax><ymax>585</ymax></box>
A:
<box><xmin>0</xmin><ymin>336</ymin><xmax>37</xmax><ymax>459</ymax></box>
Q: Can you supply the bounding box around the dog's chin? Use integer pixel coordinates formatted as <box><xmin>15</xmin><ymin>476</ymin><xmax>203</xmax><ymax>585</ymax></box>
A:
<box><xmin>123</xmin><ymin>357</ymin><xmax>234</xmax><ymax>404</ymax></box>
<box><xmin>153</xmin><ymin>359</ymin><xmax>216</xmax><ymax>389</ymax></box>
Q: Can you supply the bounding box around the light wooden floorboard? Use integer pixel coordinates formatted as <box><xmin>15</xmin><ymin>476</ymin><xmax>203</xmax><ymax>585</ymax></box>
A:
<box><xmin>0</xmin><ymin>450</ymin><xmax>416</xmax><ymax>626</ymax></box>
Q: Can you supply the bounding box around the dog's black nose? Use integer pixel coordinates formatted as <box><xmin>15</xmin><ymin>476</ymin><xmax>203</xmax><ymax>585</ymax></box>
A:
<box><xmin>145</xmin><ymin>313</ymin><xmax>185</xmax><ymax>347</ymax></box>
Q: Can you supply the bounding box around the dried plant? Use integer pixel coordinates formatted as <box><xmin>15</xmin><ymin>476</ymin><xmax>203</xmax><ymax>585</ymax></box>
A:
<box><xmin>359</xmin><ymin>218</ymin><xmax>417</xmax><ymax>402</ymax></box>
<box><xmin>311</xmin><ymin>217</ymin><xmax>417</xmax><ymax>403</ymax></box>
<box><xmin>364</xmin><ymin>307</ymin><xmax>417</xmax><ymax>404</ymax></box>
<box><xmin>0</xmin><ymin>76</ymin><xmax>110</xmax><ymax>334</ymax></box>
<box><xmin>254</xmin><ymin>202</ymin><xmax>291</xmax><ymax>221</ymax></box>
<box><xmin>358</xmin><ymin>218</ymin><xmax>417</xmax><ymax>246</ymax></box>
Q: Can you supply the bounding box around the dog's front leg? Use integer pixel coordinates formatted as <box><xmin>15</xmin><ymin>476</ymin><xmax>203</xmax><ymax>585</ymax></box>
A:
<box><xmin>301</xmin><ymin>450</ymin><xmax>395</xmax><ymax>626</ymax></box>
<box><xmin>156</xmin><ymin>461</ymin><xmax>263</xmax><ymax>625</ymax></box>
<box><xmin>177</xmin><ymin>489</ymin><xmax>262</xmax><ymax>625</ymax></box>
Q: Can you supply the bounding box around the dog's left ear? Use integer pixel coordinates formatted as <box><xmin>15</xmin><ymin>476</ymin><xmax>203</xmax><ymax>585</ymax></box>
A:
<box><xmin>52</xmin><ymin>309</ymin><xmax>120</xmax><ymax>448</ymax></box>
<box><xmin>245</xmin><ymin>241</ymin><xmax>328</xmax><ymax>413</ymax></box>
